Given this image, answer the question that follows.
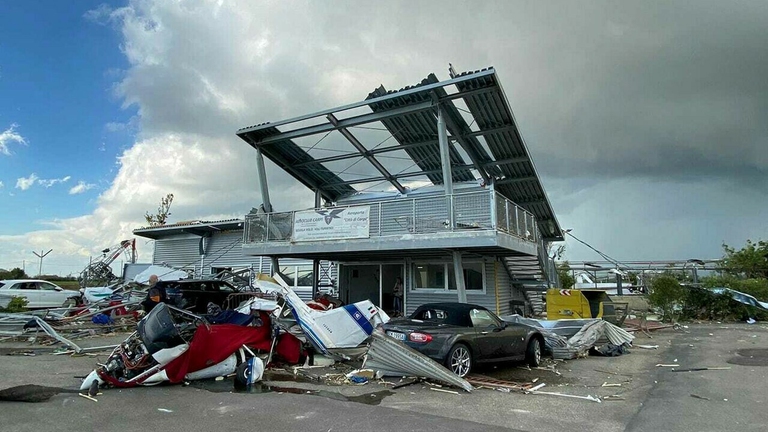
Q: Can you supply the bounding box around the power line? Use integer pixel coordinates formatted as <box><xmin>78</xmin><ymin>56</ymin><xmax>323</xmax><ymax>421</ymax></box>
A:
<box><xmin>564</xmin><ymin>230</ymin><xmax>630</xmax><ymax>271</ymax></box>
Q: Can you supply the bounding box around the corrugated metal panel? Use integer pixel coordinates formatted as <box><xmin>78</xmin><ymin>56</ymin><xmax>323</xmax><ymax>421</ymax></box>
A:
<box><xmin>153</xmin><ymin>237</ymin><xmax>200</xmax><ymax>272</ymax></box>
<box><xmin>452</xmin><ymin>70</ymin><xmax>560</xmax><ymax>239</ymax></box>
<box><xmin>240</xmin><ymin>125</ymin><xmax>356</xmax><ymax>201</ymax></box>
<box><xmin>365</xmin><ymin>330</ymin><xmax>473</xmax><ymax>392</ymax></box>
<box><xmin>236</xmin><ymin>67</ymin><xmax>562</xmax><ymax>239</ymax></box>
<box><xmin>366</xmin><ymin>74</ymin><xmax>475</xmax><ymax>185</ymax></box>
<box><xmin>205</xmin><ymin>231</ymin><xmax>255</xmax><ymax>272</ymax></box>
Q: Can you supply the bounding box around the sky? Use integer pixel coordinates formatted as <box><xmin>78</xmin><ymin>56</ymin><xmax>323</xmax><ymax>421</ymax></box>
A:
<box><xmin>0</xmin><ymin>0</ymin><xmax>766</xmax><ymax>276</ymax></box>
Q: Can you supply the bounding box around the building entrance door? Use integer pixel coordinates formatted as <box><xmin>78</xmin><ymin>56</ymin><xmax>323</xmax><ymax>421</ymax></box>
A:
<box><xmin>339</xmin><ymin>263</ymin><xmax>404</xmax><ymax>315</ymax></box>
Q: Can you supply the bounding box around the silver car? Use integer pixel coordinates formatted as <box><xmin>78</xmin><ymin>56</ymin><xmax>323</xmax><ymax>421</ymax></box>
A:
<box><xmin>0</xmin><ymin>279</ymin><xmax>80</xmax><ymax>309</ymax></box>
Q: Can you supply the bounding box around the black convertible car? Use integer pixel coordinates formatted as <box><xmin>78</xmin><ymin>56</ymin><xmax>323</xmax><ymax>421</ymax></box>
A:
<box><xmin>382</xmin><ymin>302</ymin><xmax>544</xmax><ymax>377</ymax></box>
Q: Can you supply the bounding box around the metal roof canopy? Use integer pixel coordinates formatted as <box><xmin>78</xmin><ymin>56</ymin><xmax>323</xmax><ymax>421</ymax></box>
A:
<box><xmin>134</xmin><ymin>220</ymin><xmax>244</xmax><ymax>240</ymax></box>
<box><xmin>237</xmin><ymin>67</ymin><xmax>563</xmax><ymax>241</ymax></box>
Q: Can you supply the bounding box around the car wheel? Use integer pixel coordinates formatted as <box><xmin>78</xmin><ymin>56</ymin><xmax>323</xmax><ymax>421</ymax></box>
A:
<box><xmin>62</xmin><ymin>298</ymin><xmax>77</xmax><ymax>307</ymax></box>
<box><xmin>525</xmin><ymin>337</ymin><xmax>542</xmax><ymax>367</ymax></box>
<box><xmin>446</xmin><ymin>343</ymin><xmax>472</xmax><ymax>377</ymax></box>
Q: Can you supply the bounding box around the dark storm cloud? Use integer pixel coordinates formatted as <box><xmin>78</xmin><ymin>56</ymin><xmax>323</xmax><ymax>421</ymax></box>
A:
<box><xmin>500</xmin><ymin>1</ymin><xmax>768</xmax><ymax>188</ymax></box>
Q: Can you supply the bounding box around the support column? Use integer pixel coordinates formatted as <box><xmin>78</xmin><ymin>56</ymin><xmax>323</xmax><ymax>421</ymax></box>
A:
<box><xmin>616</xmin><ymin>273</ymin><xmax>623</xmax><ymax>296</ymax></box>
<box><xmin>437</xmin><ymin>106</ymin><xmax>454</xmax><ymax>229</ymax></box>
<box><xmin>452</xmin><ymin>251</ymin><xmax>467</xmax><ymax>303</ymax></box>
<box><xmin>312</xmin><ymin>189</ymin><xmax>322</xmax><ymax>299</ymax></box>
<box><xmin>378</xmin><ymin>264</ymin><xmax>383</xmax><ymax>309</ymax></box>
<box><xmin>255</xmin><ymin>148</ymin><xmax>273</xmax><ymax>212</ymax></box>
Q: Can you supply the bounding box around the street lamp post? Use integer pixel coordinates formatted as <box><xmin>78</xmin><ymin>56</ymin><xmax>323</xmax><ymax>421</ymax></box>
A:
<box><xmin>32</xmin><ymin>249</ymin><xmax>53</xmax><ymax>277</ymax></box>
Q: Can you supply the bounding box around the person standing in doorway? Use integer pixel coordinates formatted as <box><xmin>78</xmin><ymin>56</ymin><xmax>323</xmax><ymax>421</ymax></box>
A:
<box><xmin>393</xmin><ymin>277</ymin><xmax>403</xmax><ymax>317</ymax></box>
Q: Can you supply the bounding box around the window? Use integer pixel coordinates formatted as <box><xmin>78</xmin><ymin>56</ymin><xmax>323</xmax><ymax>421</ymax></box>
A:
<box><xmin>277</xmin><ymin>265</ymin><xmax>314</xmax><ymax>288</ymax></box>
<box><xmin>39</xmin><ymin>282</ymin><xmax>59</xmax><ymax>291</ymax></box>
<box><xmin>413</xmin><ymin>262</ymin><xmax>485</xmax><ymax>291</ymax></box>
<box><xmin>413</xmin><ymin>308</ymin><xmax>448</xmax><ymax>323</ymax></box>
<box><xmin>295</xmin><ymin>266</ymin><xmax>314</xmax><ymax>287</ymax></box>
<box><xmin>448</xmin><ymin>262</ymin><xmax>484</xmax><ymax>291</ymax></box>
<box><xmin>414</xmin><ymin>264</ymin><xmax>446</xmax><ymax>289</ymax></box>
<box><xmin>278</xmin><ymin>266</ymin><xmax>297</xmax><ymax>286</ymax></box>
<box><xmin>470</xmin><ymin>309</ymin><xmax>498</xmax><ymax>328</ymax></box>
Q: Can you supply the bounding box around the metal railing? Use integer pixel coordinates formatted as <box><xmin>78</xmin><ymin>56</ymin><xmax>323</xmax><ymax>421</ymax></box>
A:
<box><xmin>494</xmin><ymin>192</ymin><xmax>538</xmax><ymax>242</ymax></box>
<box><xmin>244</xmin><ymin>190</ymin><xmax>539</xmax><ymax>244</ymax></box>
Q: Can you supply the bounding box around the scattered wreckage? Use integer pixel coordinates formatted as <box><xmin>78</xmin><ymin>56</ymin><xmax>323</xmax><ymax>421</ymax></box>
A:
<box><xmin>77</xmin><ymin>274</ymin><xmax>478</xmax><ymax>393</ymax></box>
<box><xmin>3</xmin><ymin>271</ymin><xmax>663</xmax><ymax>404</ymax></box>
<box><xmin>382</xmin><ymin>303</ymin><xmax>545</xmax><ymax>377</ymax></box>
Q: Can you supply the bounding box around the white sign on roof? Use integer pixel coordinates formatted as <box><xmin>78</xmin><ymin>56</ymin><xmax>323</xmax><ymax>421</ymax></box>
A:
<box><xmin>293</xmin><ymin>206</ymin><xmax>370</xmax><ymax>242</ymax></box>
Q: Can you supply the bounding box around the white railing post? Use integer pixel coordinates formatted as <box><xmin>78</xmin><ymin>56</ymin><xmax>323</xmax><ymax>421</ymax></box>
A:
<box><xmin>489</xmin><ymin>191</ymin><xmax>496</xmax><ymax>229</ymax></box>
<box><xmin>504</xmin><ymin>199</ymin><xmax>510</xmax><ymax>232</ymax></box>
<box><xmin>266</xmin><ymin>213</ymin><xmax>271</xmax><ymax>241</ymax></box>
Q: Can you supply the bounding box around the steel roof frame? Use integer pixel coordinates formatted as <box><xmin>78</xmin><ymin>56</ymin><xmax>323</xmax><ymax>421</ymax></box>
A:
<box><xmin>236</xmin><ymin>67</ymin><xmax>564</xmax><ymax>240</ymax></box>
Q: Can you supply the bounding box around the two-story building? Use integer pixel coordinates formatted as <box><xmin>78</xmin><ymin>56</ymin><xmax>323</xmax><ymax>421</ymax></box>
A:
<box><xmin>233</xmin><ymin>66</ymin><xmax>564</xmax><ymax>316</ymax></box>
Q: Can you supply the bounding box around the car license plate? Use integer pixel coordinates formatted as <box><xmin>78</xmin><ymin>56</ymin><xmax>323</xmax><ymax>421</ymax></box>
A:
<box><xmin>386</xmin><ymin>331</ymin><xmax>406</xmax><ymax>341</ymax></box>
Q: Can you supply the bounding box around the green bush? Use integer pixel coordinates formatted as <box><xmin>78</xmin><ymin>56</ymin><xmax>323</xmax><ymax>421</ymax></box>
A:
<box><xmin>647</xmin><ymin>276</ymin><xmax>685</xmax><ymax>322</ymax></box>
<box><xmin>677</xmin><ymin>275</ymin><xmax>768</xmax><ymax>321</ymax></box>
<box><xmin>2</xmin><ymin>296</ymin><xmax>29</xmax><ymax>313</ymax></box>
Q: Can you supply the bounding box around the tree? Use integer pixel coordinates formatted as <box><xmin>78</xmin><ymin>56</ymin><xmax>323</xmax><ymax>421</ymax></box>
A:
<box><xmin>721</xmin><ymin>240</ymin><xmax>768</xmax><ymax>279</ymax></box>
<box><xmin>144</xmin><ymin>193</ymin><xmax>174</xmax><ymax>227</ymax></box>
<box><xmin>556</xmin><ymin>261</ymin><xmax>575</xmax><ymax>289</ymax></box>
<box><xmin>0</xmin><ymin>267</ymin><xmax>28</xmax><ymax>280</ymax></box>
<box><xmin>647</xmin><ymin>275</ymin><xmax>685</xmax><ymax>322</ymax></box>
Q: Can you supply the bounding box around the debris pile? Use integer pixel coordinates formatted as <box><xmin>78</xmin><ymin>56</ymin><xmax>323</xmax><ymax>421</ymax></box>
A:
<box><xmin>2</xmin><ymin>273</ymin><xmax>681</xmax><ymax>407</ymax></box>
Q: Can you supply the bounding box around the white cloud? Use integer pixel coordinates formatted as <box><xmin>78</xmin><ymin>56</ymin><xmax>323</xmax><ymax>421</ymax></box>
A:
<box><xmin>0</xmin><ymin>124</ymin><xmax>27</xmax><ymax>155</ymax></box>
<box><xmin>0</xmin><ymin>181</ymin><xmax>4</xmax><ymax>188</ymax></box>
<box><xmin>69</xmin><ymin>181</ymin><xmax>97</xmax><ymax>195</ymax></box>
<box><xmin>2</xmin><ymin>0</ymin><xmax>766</xmax><ymax>274</ymax></box>
<box><xmin>15</xmin><ymin>174</ymin><xmax>38</xmax><ymax>190</ymax></box>
<box><xmin>38</xmin><ymin>176</ymin><xmax>71</xmax><ymax>188</ymax></box>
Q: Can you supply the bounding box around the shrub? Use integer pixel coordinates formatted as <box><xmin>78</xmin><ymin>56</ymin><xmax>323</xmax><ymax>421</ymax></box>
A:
<box><xmin>647</xmin><ymin>276</ymin><xmax>685</xmax><ymax>322</ymax></box>
<box><xmin>2</xmin><ymin>296</ymin><xmax>29</xmax><ymax>313</ymax></box>
<box><xmin>678</xmin><ymin>275</ymin><xmax>768</xmax><ymax>321</ymax></box>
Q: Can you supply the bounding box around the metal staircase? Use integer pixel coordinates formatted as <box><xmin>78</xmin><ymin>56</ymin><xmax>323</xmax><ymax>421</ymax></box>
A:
<box><xmin>502</xmin><ymin>239</ymin><xmax>559</xmax><ymax>317</ymax></box>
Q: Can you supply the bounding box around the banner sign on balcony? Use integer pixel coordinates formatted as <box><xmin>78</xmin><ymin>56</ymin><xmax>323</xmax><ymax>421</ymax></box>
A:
<box><xmin>293</xmin><ymin>206</ymin><xmax>370</xmax><ymax>241</ymax></box>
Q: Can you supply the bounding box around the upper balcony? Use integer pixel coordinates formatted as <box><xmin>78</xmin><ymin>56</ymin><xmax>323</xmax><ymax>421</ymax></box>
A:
<box><xmin>237</xmin><ymin>66</ymin><xmax>563</xmax><ymax>261</ymax></box>
<box><xmin>242</xmin><ymin>189</ymin><xmax>541</xmax><ymax>260</ymax></box>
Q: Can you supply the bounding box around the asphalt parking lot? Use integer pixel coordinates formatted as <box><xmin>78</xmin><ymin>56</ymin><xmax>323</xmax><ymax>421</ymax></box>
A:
<box><xmin>1</xmin><ymin>322</ymin><xmax>767</xmax><ymax>432</ymax></box>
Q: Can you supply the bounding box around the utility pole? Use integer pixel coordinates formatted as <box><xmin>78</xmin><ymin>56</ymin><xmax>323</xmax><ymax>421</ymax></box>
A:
<box><xmin>32</xmin><ymin>249</ymin><xmax>53</xmax><ymax>277</ymax></box>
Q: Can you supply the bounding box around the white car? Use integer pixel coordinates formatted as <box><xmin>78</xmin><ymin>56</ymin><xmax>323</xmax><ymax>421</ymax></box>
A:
<box><xmin>0</xmin><ymin>279</ymin><xmax>81</xmax><ymax>309</ymax></box>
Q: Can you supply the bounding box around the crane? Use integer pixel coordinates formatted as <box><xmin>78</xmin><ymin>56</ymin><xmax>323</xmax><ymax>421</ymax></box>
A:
<box><xmin>78</xmin><ymin>239</ymin><xmax>137</xmax><ymax>288</ymax></box>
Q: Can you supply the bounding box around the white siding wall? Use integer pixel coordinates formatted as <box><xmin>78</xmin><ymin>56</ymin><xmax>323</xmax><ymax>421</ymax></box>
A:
<box><xmin>152</xmin><ymin>236</ymin><xmax>201</xmax><ymax>274</ymax></box>
<box><xmin>205</xmin><ymin>231</ymin><xmax>256</xmax><ymax>275</ymax></box>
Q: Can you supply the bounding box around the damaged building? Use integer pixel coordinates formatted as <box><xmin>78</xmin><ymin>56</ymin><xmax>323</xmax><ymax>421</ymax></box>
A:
<box><xmin>134</xmin><ymin>66</ymin><xmax>564</xmax><ymax>317</ymax></box>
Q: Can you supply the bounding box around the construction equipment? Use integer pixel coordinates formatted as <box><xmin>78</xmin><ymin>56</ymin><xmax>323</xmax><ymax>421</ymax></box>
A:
<box><xmin>545</xmin><ymin>288</ymin><xmax>628</xmax><ymax>326</ymax></box>
<box><xmin>78</xmin><ymin>240</ymin><xmax>137</xmax><ymax>288</ymax></box>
